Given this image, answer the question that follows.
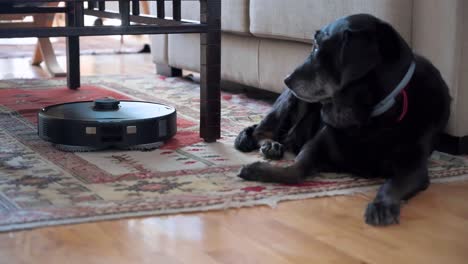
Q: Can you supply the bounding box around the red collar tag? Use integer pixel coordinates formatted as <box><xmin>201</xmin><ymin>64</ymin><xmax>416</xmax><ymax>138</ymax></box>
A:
<box><xmin>396</xmin><ymin>89</ymin><xmax>408</xmax><ymax>122</ymax></box>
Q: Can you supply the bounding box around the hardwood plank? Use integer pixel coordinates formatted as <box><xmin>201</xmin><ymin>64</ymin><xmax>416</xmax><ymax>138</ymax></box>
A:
<box><xmin>0</xmin><ymin>53</ymin><xmax>156</xmax><ymax>79</ymax></box>
<box><xmin>212</xmin><ymin>210</ymin><xmax>365</xmax><ymax>263</ymax></box>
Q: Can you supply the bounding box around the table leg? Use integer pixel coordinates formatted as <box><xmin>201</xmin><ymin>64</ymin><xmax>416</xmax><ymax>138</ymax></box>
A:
<box><xmin>66</xmin><ymin>36</ymin><xmax>80</xmax><ymax>89</ymax></box>
<box><xmin>65</xmin><ymin>1</ymin><xmax>81</xmax><ymax>89</ymax></box>
<box><xmin>200</xmin><ymin>0</ymin><xmax>221</xmax><ymax>142</ymax></box>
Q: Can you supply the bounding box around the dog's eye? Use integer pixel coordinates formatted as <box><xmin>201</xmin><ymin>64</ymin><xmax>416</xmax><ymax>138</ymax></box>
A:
<box><xmin>314</xmin><ymin>30</ymin><xmax>322</xmax><ymax>41</ymax></box>
<box><xmin>313</xmin><ymin>40</ymin><xmax>319</xmax><ymax>53</ymax></box>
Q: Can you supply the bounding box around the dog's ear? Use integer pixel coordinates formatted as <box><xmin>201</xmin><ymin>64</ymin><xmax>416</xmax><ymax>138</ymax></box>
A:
<box><xmin>376</xmin><ymin>21</ymin><xmax>405</xmax><ymax>63</ymax></box>
<box><xmin>340</xmin><ymin>29</ymin><xmax>380</xmax><ymax>88</ymax></box>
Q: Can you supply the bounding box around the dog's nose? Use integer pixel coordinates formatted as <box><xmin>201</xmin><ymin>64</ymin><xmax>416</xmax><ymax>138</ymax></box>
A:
<box><xmin>284</xmin><ymin>74</ymin><xmax>292</xmax><ymax>87</ymax></box>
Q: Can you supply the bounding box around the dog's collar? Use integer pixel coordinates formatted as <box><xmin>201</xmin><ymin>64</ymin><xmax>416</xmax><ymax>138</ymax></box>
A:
<box><xmin>371</xmin><ymin>61</ymin><xmax>416</xmax><ymax>118</ymax></box>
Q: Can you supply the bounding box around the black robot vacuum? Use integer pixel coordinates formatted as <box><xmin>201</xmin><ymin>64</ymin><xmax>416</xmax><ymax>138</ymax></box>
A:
<box><xmin>38</xmin><ymin>98</ymin><xmax>177</xmax><ymax>152</ymax></box>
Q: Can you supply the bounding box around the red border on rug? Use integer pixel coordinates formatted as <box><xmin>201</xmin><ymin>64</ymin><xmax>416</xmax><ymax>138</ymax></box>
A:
<box><xmin>0</xmin><ymin>85</ymin><xmax>201</xmax><ymax>150</ymax></box>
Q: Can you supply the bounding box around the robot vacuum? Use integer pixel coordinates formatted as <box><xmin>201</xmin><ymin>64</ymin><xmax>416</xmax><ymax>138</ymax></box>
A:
<box><xmin>38</xmin><ymin>98</ymin><xmax>177</xmax><ymax>152</ymax></box>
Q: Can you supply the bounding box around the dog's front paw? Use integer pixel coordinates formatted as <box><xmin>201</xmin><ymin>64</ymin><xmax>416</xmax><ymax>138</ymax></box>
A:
<box><xmin>260</xmin><ymin>140</ymin><xmax>284</xmax><ymax>160</ymax></box>
<box><xmin>238</xmin><ymin>162</ymin><xmax>272</xmax><ymax>182</ymax></box>
<box><xmin>234</xmin><ymin>125</ymin><xmax>259</xmax><ymax>152</ymax></box>
<box><xmin>365</xmin><ymin>201</ymin><xmax>401</xmax><ymax>226</ymax></box>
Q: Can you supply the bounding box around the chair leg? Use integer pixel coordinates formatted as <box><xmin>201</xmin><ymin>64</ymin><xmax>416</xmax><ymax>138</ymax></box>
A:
<box><xmin>38</xmin><ymin>38</ymin><xmax>66</xmax><ymax>77</ymax></box>
<box><xmin>32</xmin><ymin>2</ymin><xmax>65</xmax><ymax>77</ymax></box>
<box><xmin>141</xmin><ymin>1</ymin><xmax>150</xmax><ymax>14</ymax></box>
<box><xmin>31</xmin><ymin>42</ymin><xmax>43</xmax><ymax>66</ymax></box>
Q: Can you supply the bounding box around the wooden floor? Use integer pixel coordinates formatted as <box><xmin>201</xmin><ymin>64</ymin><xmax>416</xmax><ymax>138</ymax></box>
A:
<box><xmin>0</xmin><ymin>53</ymin><xmax>467</xmax><ymax>264</ymax></box>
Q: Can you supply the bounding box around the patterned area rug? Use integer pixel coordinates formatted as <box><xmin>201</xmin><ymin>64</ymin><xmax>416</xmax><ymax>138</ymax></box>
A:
<box><xmin>1</xmin><ymin>76</ymin><xmax>468</xmax><ymax>232</ymax></box>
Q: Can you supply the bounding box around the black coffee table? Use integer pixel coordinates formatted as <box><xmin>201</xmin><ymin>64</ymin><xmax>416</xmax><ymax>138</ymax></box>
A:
<box><xmin>0</xmin><ymin>0</ymin><xmax>221</xmax><ymax>142</ymax></box>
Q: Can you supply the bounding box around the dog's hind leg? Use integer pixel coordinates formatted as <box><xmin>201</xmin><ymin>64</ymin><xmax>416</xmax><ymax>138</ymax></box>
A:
<box><xmin>365</xmin><ymin>153</ymin><xmax>430</xmax><ymax>226</ymax></box>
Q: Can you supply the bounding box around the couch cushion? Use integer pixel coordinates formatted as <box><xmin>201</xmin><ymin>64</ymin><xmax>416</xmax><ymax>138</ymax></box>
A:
<box><xmin>222</xmin><ymin>0</ymin><xmax>250</xmax><ymax>34</ymax></box>
<box><xmin>168</xmin><ymin>34</ymin><xmax>260</xmax><ymax>88</ymax></box>
<box><xmin>149</xmin><ymin>0</ymin><xmax>250</xmax><ymax>34</ymax></box>
<box><xmin>250</xmin><ymin>0</ymin><xmax>413</xmax><ymax>44</ymax></box>
<box><xmin>149</xmin><ymin>35</ymin><xmax>168</xmax><ymax>64</ymax></box>
<box><xmin>258</xmin><ymin>38</ymin><xmax>311</xmax><ymax>93</ymax></box>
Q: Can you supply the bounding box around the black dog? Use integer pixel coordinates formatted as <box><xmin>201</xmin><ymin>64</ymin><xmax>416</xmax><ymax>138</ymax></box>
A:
<box><xmin>234</xmin><ymin>14</ymin><xmax>451</xmax><ymax>226</ymax></box>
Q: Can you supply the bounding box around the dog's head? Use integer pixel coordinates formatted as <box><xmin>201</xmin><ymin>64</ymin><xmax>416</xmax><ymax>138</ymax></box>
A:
<box><xmin>284</xmin><ymin>14</ymin><xmax>413</xmax><ymax>107</ymax></box>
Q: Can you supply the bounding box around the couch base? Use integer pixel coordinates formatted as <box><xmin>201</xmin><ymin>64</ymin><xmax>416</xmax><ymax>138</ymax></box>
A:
<box><xmin>156</xmin><ymin>63</ymin><xmax>182</xmax><ymax>77</ymax></box>
<box><xmin>437</xmin><ymin>134</ymin><xmax>468</xmax><ymax>155</ymax></box>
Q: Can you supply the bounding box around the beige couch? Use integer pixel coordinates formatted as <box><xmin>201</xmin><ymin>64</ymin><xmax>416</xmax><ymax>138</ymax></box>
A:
<box><xmin>149</xmin><ymin>0</ymin><xmax>468</xmax><ymax>140</ymax></box>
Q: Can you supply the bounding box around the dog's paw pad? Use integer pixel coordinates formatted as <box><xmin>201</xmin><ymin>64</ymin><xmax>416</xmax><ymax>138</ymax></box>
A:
<box><xmin>260</xmin><ymin>141</ymin><xmax>284</xmax><ymax>160</ymax></box>
<box><xmin>234</xmin><ymin>125</ymin><xmax>259</xmax><ymax>152</ymax></box>
<box><xmin>237</xmin><ymin>162</ymin><xmax>271</xmax><ymax>182</ymax></box>
<box><xmin>365</xmin><ymin>201</ymin><xmax>400</xmax><ymax>226</ymax></box>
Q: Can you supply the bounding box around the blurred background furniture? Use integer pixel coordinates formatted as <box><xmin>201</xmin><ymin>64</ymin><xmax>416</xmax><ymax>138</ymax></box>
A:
<box><xmin>150</xmin><ymin>0</ymin><xmax>468</xmax><ymax>153</ymax></box>
<box><xmin>0</xmin><ymin>2</ymin><xmax>66</xmax><ymax>77</ymax></box>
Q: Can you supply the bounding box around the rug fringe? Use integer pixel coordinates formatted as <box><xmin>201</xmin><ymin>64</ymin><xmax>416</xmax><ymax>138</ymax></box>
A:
<box><xmin>431</xmin><ymin>173</ymin><xmax>468</xmax><ymax>183</ymax></box>
<box><xmin>3</xmin><ymin>177</ymin><xmax>468</xmax><ymax>233</ymax></box>
<box><xmin>0</xmin><ymin>185</ymin><xmax>381</xmax><ymax>232</ymax></box>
